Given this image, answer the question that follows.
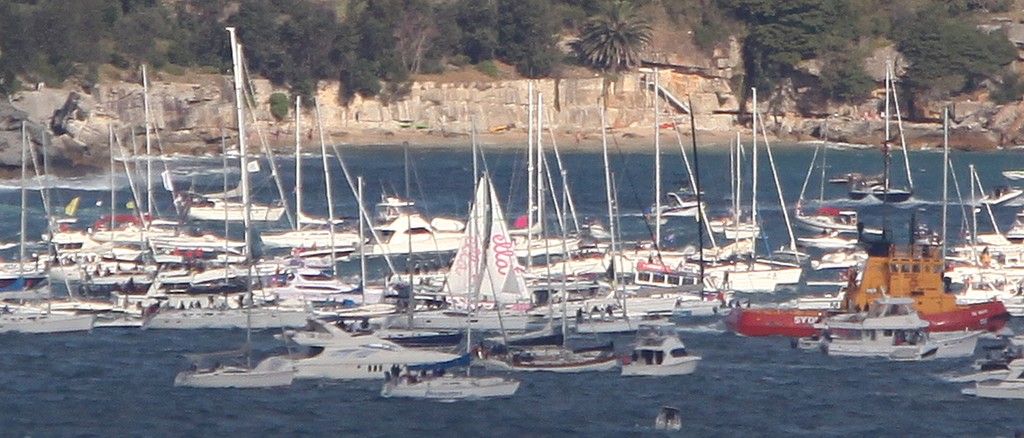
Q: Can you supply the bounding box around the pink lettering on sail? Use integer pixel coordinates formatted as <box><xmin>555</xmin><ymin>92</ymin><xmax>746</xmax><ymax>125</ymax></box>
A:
<box><xmin>452</xmin><ymin>236</ymin><xmax>481</xmax><ymax>276</ymax></box>
<box><xmin>491</xmin><ymin>234</ymin><xmax>515</xmax><ymax>275</ymax></box>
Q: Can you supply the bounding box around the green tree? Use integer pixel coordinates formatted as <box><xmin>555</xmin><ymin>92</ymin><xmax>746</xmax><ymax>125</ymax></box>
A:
<box><xmin>457</xmin><ymin>0</ymin><xmax>498</xmax><ymax>63</ymax></box>
<box><xmin>820</xmin><ymin>54</ymin><xmax>874</xmax><ymax>103</ymax></box>
<box><xmin>894</xmin><ymin>9</ymin><xmax>1016</xmax><ymax>98</ymax></box>
<box><xmin>497</xmin><ymin>0</ymin><xmax>559</xmax><ymax>77</ymax></box>
<box><xmin>571</xmin><ymin>0</ymin><xmax>653</xmax><ymax>72</ymax></box>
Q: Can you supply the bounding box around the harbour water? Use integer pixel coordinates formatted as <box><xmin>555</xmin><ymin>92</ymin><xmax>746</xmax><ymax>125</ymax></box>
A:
<box><xmin>2</xmin><ymin>143</ymin><xmax>1024</xmax><ymax>436</ymax></box>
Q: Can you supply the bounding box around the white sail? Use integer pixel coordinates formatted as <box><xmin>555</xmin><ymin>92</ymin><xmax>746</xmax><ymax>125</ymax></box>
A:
<box><xmin>446</xmin><ymin>177</ymin><xmax>490</xmax><ymax>298</ymax></box>
<box><xmin>483</xmin><ymin>179</ymin><xmax>529</xmax><ymax>303</ymax></box>
<box><xmin>446</xmin><ymin>176</ymin><xmax>529</xmax><ymax>304</ymax></box>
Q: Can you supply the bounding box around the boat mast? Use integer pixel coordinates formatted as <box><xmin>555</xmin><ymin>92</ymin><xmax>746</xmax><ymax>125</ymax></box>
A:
<box><xmin>527</xmin><ymin>82</ymin><xmax>535</xmax><ymax>271</ymax></box>
<box><xmin>294</xmin><ymin>96</ymin><xmax>302</xmax><ymax>230</ymax></box>
<box><xmin>560</xmin><ymin>169</ymin><xmax>570</xmax><ymax>341</ymax></box>
<box><xmin>142</xmin><ymin>64</ymin><xmax>154</xmax><ymax>219</ymax></box>
<box><xmin>314</xmin><ymin>97</ymin><xmax>338</xmax><ymax>276</ymax></box>
<box><xmin>687</xmin><ymin>96</ymin><xmax>706</xmax><ymax>284</ymax></box>
<box><xmin>942</xmin><ymin>107</ymin><xmax>949</xmax><ymax>257</ymax></box>
<box><xmin>757</xmin><ymin>107</ymin><xmax>798</xmax><ymax>252</ymax></box>
<box><xmin>19</xmin><ymin>123</ymin><xmax>26</xmax><ymax>277</ymax></box>
<box><xmin>228</xmin><ymin>27</ymin><xmax>254</xmax><ymax>359</ymax></box>
<box><xmin>358</xmin><ymin>176</ymin><xmax>366</xmax><ymax>304</ymax></box>
<box><xmin>890</xmin><ymin>64</ymin><xmax>914</xmax><ymax>191</ymax></box>
<box><xmin>750</xmin><ymin>88</ymin><xmax>758</xmax><ymax>259</ymax></box>
<box><xmin>600</xmin><ymin>103</ymin><xmax>619</xmax><ymax>300</ymax></box>
<box><xmin>536</xmin><ymin>92</ymin><xmax>545</xmax><ymax>263</ymax></box>
<box><xmin>654</xmin><ymin>67</ymin><xmax>662</xmax><ymax>250</ymax></box>
<box><xmin>109</xmin><ymin>125</ymin><xmax>116</xmax><ymax>231</ymax></box>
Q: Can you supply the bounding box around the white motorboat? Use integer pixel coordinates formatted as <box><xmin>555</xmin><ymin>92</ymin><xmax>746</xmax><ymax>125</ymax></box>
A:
<box><xmin>965</xmin><ymin>359</ymin><xmax>1024</xmax><ymax>399</ymax></box>
<box><xmin>186</xmin><ymin>197</ymin><xmax>286</xmax><ymax>222</ymax></box>
<box><xmin>373</xmin><ymin>308</ymin><xmax>538</xmax><ymax>332</ymax></box>
<box><xmin>174</xmin><ymin>356</ymin><xmax>295</xmax><ymax>388</ymax></box>
<box><xmin>621</xmin><ymin>323</ymin><xmax>700</xmax><ymax>376</ymax></box>
<box><xmin>288</xmin><ymin>330</ymin><xmax>462</xmax><ymax>380</ymax></box>
<box><xmin>1003</xmin><ymin>170</ymin><xmax>1024</xmax><ymax>181</ymax></box>
<box><xmin>811</xmin><ymin>250</ymin><xmax>867</xmax><ymax>271</ymax></box>
<box><xmin>649</xmin><ymin>191</ymin><xmax>700</xmax><ymax>218</ymax></box>
<box><xmin>263</xmin><ymin>268</ymin><xmax>360</xmax><ymax>304</ymax></box>
<box><xmin>979</xmin><ymin>186</ymin><xmax>1023</xmax><ymax>206</ymax></box>
<box><xmin>797</xmin><ymin>234</ymin><xmax>857</xmax><ymax>250</ymax></box>
<box><xmin>369</xmin><ymin>212</ymin><xmax>464</xmax><ymax>255</ymax></box>
<box><xmin>655</xmin><ymin>406</ymin><xmax>683</xmax><ymax>431</ymax></box>
<box><xmin>704</xmin><ymin>259</ymin><xmax>803</xmax><ymax>293</ymax></box>
<box><xmin>815</xmin><ymin>297</ymin><xmax>939</xmax><ymax>360</ymax></box>
<box><xmin>794</xmin><ymin>207</ymin><xmax>860</xmax><ymax>235</ymax></box>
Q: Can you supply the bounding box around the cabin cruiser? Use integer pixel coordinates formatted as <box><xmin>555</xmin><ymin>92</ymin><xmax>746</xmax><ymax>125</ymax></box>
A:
<box><xmin>812</xmin><ymin>298</ymin><xmax>938</xmax><ymax>360</ymax></box>
<box><xmin>964</xmin><ymin>359</ymin><xmax>1024</xmax><ymax>399</ymax></box>
<box><xmin>368</xmin><ymin>212</ymin><xmax>464</xmax><ymax>256</ymax></box>
<box><xmin>794</xmin><ymin>206</ymin><xmax>860</xmax><ymax>235</ymax></box>
<box><xmin>621</xmin><ymin>322</ymin><xmax>700</xmax><ymax>376</ymax></box>
<box><xmin>648</xmin><ymin>190</ymin><xmax>700</xmax><ymax>218</ymax></box>
<box><xmin>284</xmin><ymin>320</ymin><xmax>462</xmax><ymax>380</ymax></box>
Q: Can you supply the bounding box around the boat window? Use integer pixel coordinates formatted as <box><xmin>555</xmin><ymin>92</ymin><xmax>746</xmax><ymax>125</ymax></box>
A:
<box><xmin>883</xmin><ymin>329</ymin><xmax>893</xmax><ymax>337</ymax></box>
<box><xmin>889</xmin><ymin>263</ymin><xmax>898</xmax><ymax>272</ymax></box>
<box><xmin>638</xmin><ymin>273</ymin><xmax>651</xmax><ymax>282</ymax></box>
<box><xmin>670</xmin><ymin>348</ymin><xmax>688</xmax><ymax>357</ymax></box>
<box><xmin>911</xmin><ymin>264</ymin><xmax>920</xmax><ymax>273</ymax></box>
<box><xmin>653</xmin><ymin>274</ymin><xmax>666</xmax><ymax>284</ymax></box>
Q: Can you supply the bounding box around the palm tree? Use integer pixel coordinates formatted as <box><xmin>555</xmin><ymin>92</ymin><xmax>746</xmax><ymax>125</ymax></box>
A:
<box><xmin>572</xmin><ymin>1</ymin><xmax>653</xmax><ymax>72</ymax></box>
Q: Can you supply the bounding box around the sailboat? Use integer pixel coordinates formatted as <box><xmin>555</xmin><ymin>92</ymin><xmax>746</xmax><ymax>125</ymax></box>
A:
<box><xmin>174</xmin><ymin>28</ymin><xmax>295</xmax><ymax>388</ymax></box>
<box><xmin>380</xmin><ymin>174</ymin><xmax>521</xmax><ymax>399</ymax></box>
<box><xmin>847</xmin><ymin>64</ymin><xmax>914</xmax><ymax>203</ymax></box>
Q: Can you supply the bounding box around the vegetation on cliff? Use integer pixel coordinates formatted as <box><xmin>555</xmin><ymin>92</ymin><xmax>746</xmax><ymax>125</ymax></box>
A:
<box><xmin>0</xmin><ymin>0</ymin><xmax>1019</xmax><ymax>118</ymax></box>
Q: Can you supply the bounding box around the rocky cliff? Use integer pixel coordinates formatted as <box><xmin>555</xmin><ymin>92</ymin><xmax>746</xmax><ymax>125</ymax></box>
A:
<box><xmin>3</xmin><ymin>38</ymin><xmax>1023</xmax><ymax>172</ymax></box>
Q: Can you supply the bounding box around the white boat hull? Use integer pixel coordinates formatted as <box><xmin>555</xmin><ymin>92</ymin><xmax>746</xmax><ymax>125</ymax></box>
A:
<box><xmin>143</xmin><ymin>308</ymin><xmax>309</xmax><ymax>330</ymax></box>
<box><xmin>621</xmin><ymin>356</ymin><xmax>701</xmax><ymax>376</ymax></box>
<box><xmin>174</xmin><ymin>358</ymin><xmax>295</xmax><ymax>388</ymax></box>
<box><xmin>0</xmin><ymin>313</ymin><xmax>95</xmax><ymax>334</ymax></box>
<box><xmin>380</xmin><ymin>375</ymin><xmax>520</xmax><ymax>399</ymax></box>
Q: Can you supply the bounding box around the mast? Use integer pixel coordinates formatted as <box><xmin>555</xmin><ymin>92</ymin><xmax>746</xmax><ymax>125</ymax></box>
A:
<box><xmin>884</xmin><ymin>66</ymin><xmax>892</xmax><ymax>195</ymax></box>
<box><xmin>942</xmin><ymin>107</ymin><xmax>949</xmax><ymax>256</ymax></box>
<box><xmin>687</xmin><ymin>97</ymin><xmax>705</xmax><ymax>282</ymax></box>
<box><xmin>142</xmin><ymin>64</ymin><xmax>154</xmax><ymax>219</ymax></box>
<box><xmin>19</xmin><ymin>123</ymin><xmax>26</xmax><ymax>276</ymax></box>
<box><xmin>535</xmin><ymin>92</ymin><xmax>544</xmax><ymax>263</ymax></box>
<box><xmin>227</xmin><ymin>26</ymin><xmax>254</xmax><ymax>356</ymax></box>
<box><xmin>109</xmin><ymin>125</ymin><xmax>116</xmax><ymax>230</ymax></box>
<box><xmin>358</xmin><ymin>176</ymin><xmax>367</xmax><ymax>305</ymax></box>
<box><xmin>527</xmin><ymin>82</ymin><xmax>535</xmax><ymax>271</ymax></box>
<box><xmin>654</xmin><ymin>67</ymin><xmax>662</xmax><ymax>249</ymax></box>
<box><xmin>600</xmin><ymin>103</ymin><xmax>618</xmax><ymax>299</ymax></box>
<box><xmin>314</xmin><ymin>97</ymin><xmax>338</xmax><ymax>276</ymax></box>
<box><xmin>750</xmin><ymin>88</ymin><xmax>758</xmax><ymax>259</ymax></box>
<box><xmin>559</xmin><ymin>169</ymin><xmax>570</xmax><ymax>341</ymax></box>
<box><xmin>294</xmin><ymin>96</ymin><xmax>302</xmax><ymax>230</ymax></box>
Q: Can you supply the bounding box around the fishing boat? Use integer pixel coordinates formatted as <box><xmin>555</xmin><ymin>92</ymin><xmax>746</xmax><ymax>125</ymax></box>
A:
<box><xmin>621</xmin><ymin>322</ymin><xmax>700</xmax><ymax>376</ymax></box>
<box><xmin>726</xmin><ymin>228</ymin><xmax>1010</xmax><ymax>338</ymax></box>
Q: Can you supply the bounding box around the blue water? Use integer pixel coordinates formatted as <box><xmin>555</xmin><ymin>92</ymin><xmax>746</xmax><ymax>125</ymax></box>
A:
<box><xmin>2</xmin><ymin>143</ymin><xmax>1024</xmax><ymax>436</ymax></box>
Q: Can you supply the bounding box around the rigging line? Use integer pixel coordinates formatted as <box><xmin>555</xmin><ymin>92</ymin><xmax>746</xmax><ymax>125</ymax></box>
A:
<box><xmin>609</xmin><ymin>130</ymin><xmax>661</xmax><ymax>264</ymax></box>
<box><xmin>239</xmin><ymin>51</ymin><xmax>294</xmax><ymax>229</ymax></box>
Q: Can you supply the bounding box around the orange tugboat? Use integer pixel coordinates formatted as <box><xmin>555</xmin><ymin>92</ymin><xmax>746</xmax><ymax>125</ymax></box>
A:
<box><xmin>725</xmin><ymin>231</ymin><xmax>1009</xmax><ymax>337</ymax></box>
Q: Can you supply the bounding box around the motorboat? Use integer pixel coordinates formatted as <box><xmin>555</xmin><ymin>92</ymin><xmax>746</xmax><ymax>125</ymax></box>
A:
<box><xmin>621</xmin><ymin>322</ymin><xmax>700</xmax><ymax>376</ymax></box>
<box><xmin>979</xmin><ymin>185</ymin><xmax>1023</xmax><ymax>206</ymax></box>
<box><xmin>815</xmin><ymin>297</ymin><xmax>938</xmax><ymax>360</ymax></box>
<box><xmin>794</xmin><ymin>207</ymin><xmax>860</xmax><ymax>235</ymax></box>
<box><xmin>369</xmin><ymin>212</ymin><xmax>465</xmax><ymax>256</ymax></box>
<box><xmin>143</xmin><ymin>305</ymin><xmax>310</xmax><ymax>330</ymax></box>
<box><xmin>655</xmin><ymin>406</ymin><xmax>683</xmax><ymax>431</ymax></box>
<box><xmin>797</xmin><ymin>233</ymin><xmax>858</xmax><ymax>250</ymax></box>
<box><xmin>704</xmin><ymin>259</ymin><xmax>803</xmax><ymax>293</ymax></box>
<box><xmin>649</xmin><ymin>190</ymin><xmax>700</xmax><ymax>218</ymax></box>
<box><xmin>290</xmin><ymin>340</ymin><xmax>462</xmax><ymax>381</ymax></box>
<box><xmin>965</xmin><ymin>359</ymin><xmax>1024</xmax><ymax>399</ymax></box>
<box><xmin>185</xmin><ymin>195</ymin><xmax>286</xmax><ymax>222</ymax></box>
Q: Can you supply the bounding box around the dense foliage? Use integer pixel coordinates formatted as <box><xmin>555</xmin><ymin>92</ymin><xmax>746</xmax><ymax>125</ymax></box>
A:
<box><xmin>0</xmin><ymin>0</ymin><xmax>1017</xmax><ymax>111</ymax></box>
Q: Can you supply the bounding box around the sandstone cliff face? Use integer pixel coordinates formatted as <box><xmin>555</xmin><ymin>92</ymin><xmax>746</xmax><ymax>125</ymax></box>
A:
<box><xmin>4</xmin><ymin>36</ymin><xmax>1021</xmax><ymax>170</ymax></box>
